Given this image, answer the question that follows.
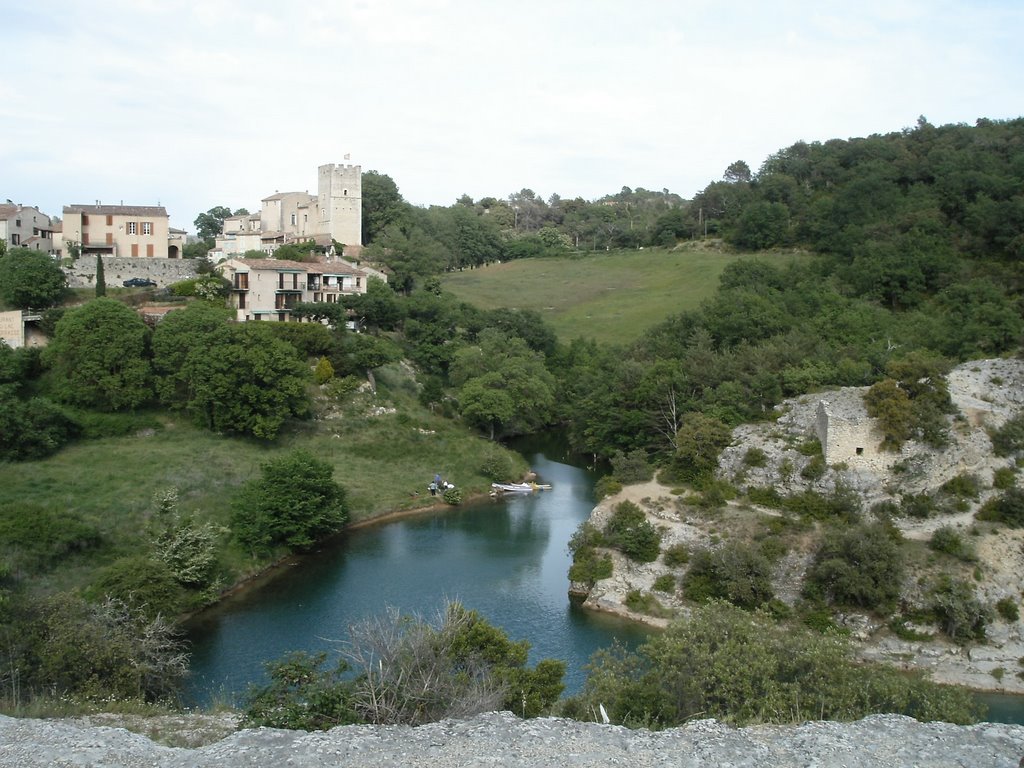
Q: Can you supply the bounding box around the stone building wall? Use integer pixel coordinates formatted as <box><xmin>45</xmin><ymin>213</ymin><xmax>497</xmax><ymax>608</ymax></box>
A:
<box><xmin>64</xmin><ymin>256</ymin><xmax>199</xmax><ymax>289</ymax></box>
<box><xmin>815</xmin><ymin>393</ymin><xmax>899</xmax><ymax>472</ymax></box>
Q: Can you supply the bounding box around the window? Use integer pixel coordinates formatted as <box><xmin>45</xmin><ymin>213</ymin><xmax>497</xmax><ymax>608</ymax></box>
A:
<box><xmin>131</xmin><ymin>244</ymin><xmax>139</xmax><ymax>257</ymax></box>
<box><xmin>142</xmin><ymin>222</ymin><xmax>152</xmax><ymax>235</ymax></box>
<box><xmin>146</xmin><ymin>244</ymin><xmax>154</xmax><ymax>257</ymax></box>
<box><xmin>106</xmin><ymin>215</ymin><xmax>113</xmax><ymax>225</ymax></box>
<box><xmin>11</xmin><ymin>234</ymin><xmax>19</xmax><ymax>245</ymax></box>
<box><xmin>14</xmin><ymin>219</ymin><xmax>20</xmax><ymax>227</ymax></box>
<box><xmin>127</xmin><ymin>222</ymin><xmax>138</xmax><ymax>235</ymax></box>
<box><xmin>106</xmin><ymin>233</ymin><xmax>113</xmax><ymax>245</ymax></box>
<box><xmin>290</xmin><ymin>213</ymin><xmax>297</xmax><ymax>226</ymax></box>
<box><xmin>82</xmin><ymin>214</ymin><xmax>89</xmax><ymax>225</ymax></box>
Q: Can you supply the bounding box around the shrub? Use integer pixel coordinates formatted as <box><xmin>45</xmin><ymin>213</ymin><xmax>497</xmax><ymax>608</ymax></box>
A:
<box><xmin>314</xmin><ymin>356</ymin><xmax>335</xmax><ymax>385</ymax></box>
<box><xmin>742</xmin><ymin>447</ymin><xmax>767</xmax><ymax>467</ymax></box>
<box><xmin>746</xmin><ymin>486</ymin><xmax>783</xmax><ymax>508</ymax></box>
<box><xmin>568</xmin><ymin>522</ymin><xmax>612</xmax><ymax>584</ymax></box>
<box><xmin>0</xmin><ymin>502</ymin><xmax>102</xmax><ymax>574</ymax></box>
<box><xmin>568</xmin><ymin>549</ymin><xmax>613</xmax><ymax>584</ymax></box>
<box><xmin>86</xmin><ymin>555</ymin><xmax>187</xmax><ymax>619</ymax></box>
<box><xmin>940</xmin><ymin>473</ymin><xmax>980</xmax><ymax>499</ymax></box>
<box><xmin>593</xmin><ymin>476</ymin><xmax>623</xmax><ymax>500</ymax></box>
<box><xmin>683</xmin><ymin>542</ymin><xmax>774</xmax><ymax>609</ymax></box>
<box><xmin>624</xmin><ymin>590</ymin><xmax>668</xmax><ymax>617</ymax></box>
<box><xmin>900</xmin><ymin>492</ymin><xmax>937</xmax><ymax>519</ymax></box>
<box><xmin>991</xmin><ymin>413</ymin><xmax>1024</xmax><ymax>457</ymax></box>
<box><xmin>16</xmin><ymin>594</ymin><xmax>187</xmax><ymax>704</ymax></box>
<box><xmin>479</xmin><ymin>452</ymin><xmax>513</xmax><ymax>481</ymax></box>
<box><xmin>797</xmin><ymin>438</ymin><xmax>822</xmax><ymax>457</ymax></box>
<box><xmin>804</xmin><ymin>523</ymin><xmax>904</xmax><ymax>612</ymax></box>
<box><xmin>996</xmin><ymin>597</ymin><xmax>1019</xmax><ymax>623</ymax></box>
<box><xmin>800</xmin><ymin>455</ymin><xmax>826</xmax><ymax>480</ymax></box>
<box><xmin>603</xmin><ymin>501</ymin><xmax>662</xmax><ymax>563</ymax></box>
<box><xmin>244</xmin><ymin>603</ymin><xmax>564</xmax><ymax>727</ymax></box>
<box><xmin>610</xmin><ymin>449</ymin><xmax>653</xmax><ymax>483</ymax></box>
<box><xmin>662</xmin><ymin>543</ymin><xmax>691</xmax><ymax>568</ymax></box>
<box><xmin>977</xmin><ymin>487</ymin><xmax>1024</xmax><ymax>527</ymax></box>
<box><xmin>782</xmin><ymin>483</ymin><xmax>861</xmax><ymax>523</ymax></box>
<box><xmin>442</xmin><ymin>487</ymin><xmax>462</xmax><ymax>505</ymax></box>
<box><xmin>564</xmin><ymin>602</ymin><xmax>980</xmax><ymax>728</ymax></box>
<box><xmin>231</xmin><ymin>449</ymin><xmax>348</xmax><ymax>555</ymax></box>
<box><xmin>929</xmin><ymin>577</ymin><xmax>992</xmax><ymax>643</ymax></box>
<box><xmin>928</xmin><ymin>526</ymin><xmax>977</xmax><ymax>562</ymax></box>
<box><xmin>992</xmin><ymin>467</ymin><xmax>1016</xmax><ymax>490</ymax></box>
<box><xmin>652</xmin><ymin>574</ymin><xmax>677</xmax><ymax>593</ymax></box>
<box><xmin>242</xmin><ymin>651</ymin><xmax>359</xmax><ymax>730</ymax></box>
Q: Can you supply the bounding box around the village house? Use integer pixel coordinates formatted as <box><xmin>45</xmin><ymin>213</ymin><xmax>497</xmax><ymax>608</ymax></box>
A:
<box><xmin>211</xmin><ymin>162</ymin><xmax>362</xmax><ymax>261</ymax></box>
<box><xmin>0</xmin><ymin>201</ymin><xmax>55</xmax><ymax>253</ymax></box>
<box><xmin>218</xmin><ymin>255</ymin><xmax>385</xmax><ymax>323</ymax></box>
<box><xmin>62</xmin><ymin>204</ymin><xmax>178</xmax><ymax>259</ymax></box>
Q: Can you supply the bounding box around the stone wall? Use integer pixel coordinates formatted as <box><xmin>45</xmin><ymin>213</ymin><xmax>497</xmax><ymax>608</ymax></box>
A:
<box><xmin>64</xmin><ymin>256</ymin><xmax>199</xmax><ymax>289</ymax></box>
<box><xmin>815</xmin><ymin>390</ymin><xmax>899</xmax><ymax>472</ymax></box>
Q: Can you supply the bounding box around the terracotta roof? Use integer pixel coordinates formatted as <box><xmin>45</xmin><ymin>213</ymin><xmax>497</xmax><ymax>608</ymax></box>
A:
<box><xmin>307</xmin><ymin>263</ymin><xmax>366</xmax><ymax>276</ymax></box>
<box><xmin>0</xmin><ymin>204</ymin><xmax>18</xmax><ymax>218</ymax></box>
<box><xmin>260</xmin><ymin>192</ymin><xmax>312</xmax><ymax>202</ymax></box>
<box><xmin>64</xmin><ymin>204</ymin><xmax>168</xmax><ymax>217</ymax></box>
<box><xmin>234</xmin><ymin>258</ymin><xmax>312</xmax><ymax>271</ymax></box>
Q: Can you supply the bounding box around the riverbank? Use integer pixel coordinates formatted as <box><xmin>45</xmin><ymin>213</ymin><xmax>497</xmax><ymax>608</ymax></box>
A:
<box><xmin>573</xmin><ymin>480</ymin><xmax>1024</xmax><ymax>696</ymax></box>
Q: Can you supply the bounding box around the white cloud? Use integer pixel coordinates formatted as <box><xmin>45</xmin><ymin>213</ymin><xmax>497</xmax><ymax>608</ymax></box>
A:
<box><xmin>1</xmin><ymin>0</ymin><xmax>1021</xmax><ymax>228</ymax></box>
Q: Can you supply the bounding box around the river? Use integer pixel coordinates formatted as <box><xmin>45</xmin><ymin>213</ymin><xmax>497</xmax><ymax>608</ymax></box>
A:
<box><xmin>183</xmin><ymin>436</ymin><xmax>648</xmax><ymax>706</ymax></box>
<box><xmin>183</xmin><ymin>437</ymin><xmax>1024</xmax><ymax>724</ymax></box>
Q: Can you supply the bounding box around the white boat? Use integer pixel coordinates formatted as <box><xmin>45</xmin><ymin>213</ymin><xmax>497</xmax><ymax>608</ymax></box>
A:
<box><xmin>491</xmin><ymin>482</ymin><xmax>552</xmax><ymax>493</ymax></box>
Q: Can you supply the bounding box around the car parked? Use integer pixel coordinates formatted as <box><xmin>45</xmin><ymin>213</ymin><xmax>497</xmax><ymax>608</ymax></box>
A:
<box><xmin>122</xmin><ymin>277</ymin><xmax>157</xmax><ymax>288</ymax></box>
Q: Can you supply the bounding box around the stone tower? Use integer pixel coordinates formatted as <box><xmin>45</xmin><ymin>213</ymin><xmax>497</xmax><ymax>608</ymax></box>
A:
<box><xmin>317</xmin><ymin>162</ymin><xmax>362</xmax><ymax>248</ymax></box>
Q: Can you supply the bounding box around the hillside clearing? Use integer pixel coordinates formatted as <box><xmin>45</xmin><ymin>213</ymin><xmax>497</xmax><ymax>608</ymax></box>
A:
<box><xmin>441</xmin><ymin>246</ymin><xmax>803</xmax><ymax>346</ymax></box>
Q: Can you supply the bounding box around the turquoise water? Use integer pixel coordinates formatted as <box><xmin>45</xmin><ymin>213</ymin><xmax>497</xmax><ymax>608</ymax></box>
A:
<box><xmin>183</xmin><ymin>445</ymin><xmax>648</xmax><ymax>706</ymax></box>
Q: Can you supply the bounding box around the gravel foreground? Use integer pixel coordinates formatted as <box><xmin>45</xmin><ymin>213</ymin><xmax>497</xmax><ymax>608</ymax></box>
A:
<box><xmin>2</xmin><ymin>711</ymin><xmax>1024</xmax><ymax>767</ymax></box>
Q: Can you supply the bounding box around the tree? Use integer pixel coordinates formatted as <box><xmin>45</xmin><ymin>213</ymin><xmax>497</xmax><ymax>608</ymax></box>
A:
<box><xmin>723</xmin><ymin>160</ymin><xmax>752</xmax><ymax>183</ymax></box>
<box><xmin>151</xmin><ymin>302</ymin><xmax>234</xmax><ymax>404</ymax></box>
<box><xmin>94</xmin><ymin>254</ymin><xmax>106</xmax><ymax>297</ymax></box>
<box><xmin>0</xmin><ymin>247</ymin><xmax>67</xmax><ymax>308</ymax></box>
<box><xmin>193</xmin><ymin>205</ymin><xmax>233</xmax><ymax>243</ymax></box>
<box><xmin>683</xmin><ymin>542</ymin><xmax>774</xmax><ymax>608</ymax></box>
<box><xmin>232</xmin><ymin>449</ymin><xmax>348</xmax><ymax>555</ymax></box>
<box><xmin>804</xmin><ymin>523</ymin><xmax>904</xmax><ymax>611</ymax></box>
<box><xmin>42</xmin><ymin>298</ymin><xmax>153</xmax><ymax>411</ymax></box>
<box><xmin>362</xmin><ymin>170</ymin><xmax>407</xmax><ymax>245</ymax></box>
<box><xmin>0</xmin><ymin>388</ymin><xmax>78</xmax><ymax>461</ymax></box>
<box><xmin>176</xmin><ymin>323</ymin><xmax>310</xmax><ymax>439</ymax></box>
<box><xmin>670</xmin><ymin>412</ymin><xmax>732</xmax><ymax>483</ymax></box>
<box><xmin>341</xmin><ymin>277</ymin><xmax>405</xmax><ymax>332</ymax></box>
<box><xmin>451</xmin><ymin>330</ymin><xmax>556</xmax><ymax>438</ymax></box>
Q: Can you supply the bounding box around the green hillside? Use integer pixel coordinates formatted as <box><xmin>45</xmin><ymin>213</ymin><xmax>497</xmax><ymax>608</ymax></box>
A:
<box><xmin>441</xmin><ymin>245</ymin><xmax>795</xmax><ymax>346</ymax></box>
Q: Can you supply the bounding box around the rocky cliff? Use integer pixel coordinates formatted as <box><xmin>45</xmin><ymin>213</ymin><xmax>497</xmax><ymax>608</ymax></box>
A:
<box><xmin>1</xmin><ymin>711</ymin><xmax>1022</xmax><ymax>767</ymax></box>
<box><xmin>575</xmin><ymin>358</ymin><xmax>1024</xmax><ymax>693</ymax></box>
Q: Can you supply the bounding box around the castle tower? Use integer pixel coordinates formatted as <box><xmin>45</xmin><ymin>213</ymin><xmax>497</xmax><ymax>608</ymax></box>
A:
<box><xmin>317</xmin><ymin>162</ymin><xmax>362</xmax><ymax>248</ymax></box>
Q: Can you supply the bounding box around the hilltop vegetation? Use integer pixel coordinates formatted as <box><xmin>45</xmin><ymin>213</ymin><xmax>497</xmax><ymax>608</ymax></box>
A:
<box><xmin>1</xmin><ymin>115</ymin><xmax>1022</xmax><ymax>723</ymax></box>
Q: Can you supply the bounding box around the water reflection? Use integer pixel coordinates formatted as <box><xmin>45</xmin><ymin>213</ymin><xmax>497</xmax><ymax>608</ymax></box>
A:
<box><xmin>184</xmin><ymin>448</ymin><xmax>647</xmax><ymax>706</ymax></box>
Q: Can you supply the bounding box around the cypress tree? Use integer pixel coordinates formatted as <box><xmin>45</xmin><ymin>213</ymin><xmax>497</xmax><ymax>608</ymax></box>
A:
<box><xmin>95</xmin><ymin>254</ymin><xmax>106</xmax><ymax>297</ymax></box>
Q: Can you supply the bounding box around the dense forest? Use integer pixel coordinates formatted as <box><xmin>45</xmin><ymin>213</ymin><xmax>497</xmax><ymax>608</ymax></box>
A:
<box><xmin>0</xmin><ymin>116</ymin><xmax>1022</xmax><ymax>723</ymax></box>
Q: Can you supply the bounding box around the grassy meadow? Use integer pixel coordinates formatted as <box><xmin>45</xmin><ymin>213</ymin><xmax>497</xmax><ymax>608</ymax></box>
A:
<box><xmin>0</xmin><ymin>372</ymin><xmax>528</xmax><ymax>594</ymax></box>
<box><xmin>441</xmin><ymin>244</ymin><xmax>800</xmax><ymax>346</ymax></box>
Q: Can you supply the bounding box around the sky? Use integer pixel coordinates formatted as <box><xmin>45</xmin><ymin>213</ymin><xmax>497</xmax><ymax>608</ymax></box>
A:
<box><xmin>2</xmin><ymin>1</ymin><xmax>1022</xmax><ymax>234</ymax></box>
